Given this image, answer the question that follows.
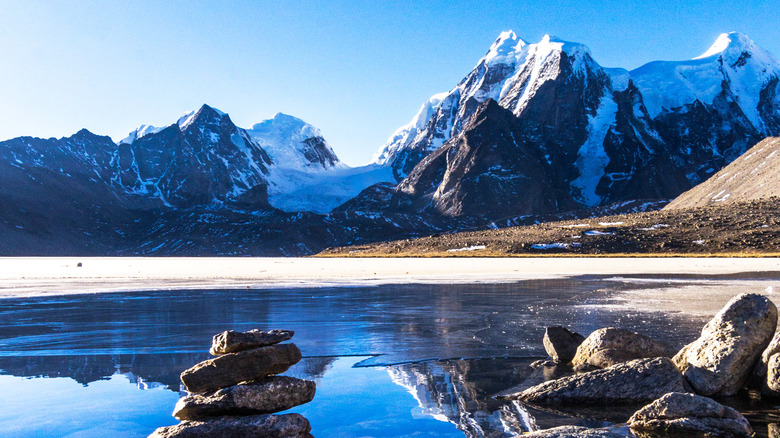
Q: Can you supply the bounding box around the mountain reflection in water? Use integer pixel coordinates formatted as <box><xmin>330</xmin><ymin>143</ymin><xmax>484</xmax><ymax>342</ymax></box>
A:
<box><xmin>2</xmin><ymin>277</ymin><xmax>778</xmax><ymax>437</ymax></box>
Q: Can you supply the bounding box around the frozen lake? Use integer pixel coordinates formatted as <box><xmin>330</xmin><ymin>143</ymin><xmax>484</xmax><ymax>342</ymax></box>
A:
<box><xmin>1</xmin><ymin>273</ymin><xmax>779</xmax><ymax>437</ymax></box>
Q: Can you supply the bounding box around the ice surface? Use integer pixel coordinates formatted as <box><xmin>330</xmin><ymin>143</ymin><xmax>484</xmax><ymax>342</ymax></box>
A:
<box><xmin>570</xmin><ymin>91</ymin><xmax>617</xmax><ymax>206</ymax></box>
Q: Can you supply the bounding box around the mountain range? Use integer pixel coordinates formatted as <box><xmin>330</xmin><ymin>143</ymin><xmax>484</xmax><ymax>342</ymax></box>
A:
<box><xmin>1</xmin><ymin>31</ymin><xmax>778</xmax><ymax>255</ymax></box>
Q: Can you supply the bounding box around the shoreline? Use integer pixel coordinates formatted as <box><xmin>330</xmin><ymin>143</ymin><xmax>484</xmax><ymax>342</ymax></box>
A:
<box><xmin>1</xmin><ymin>257</ymin><xmax>780</xmax><ymax>298</ymax></box>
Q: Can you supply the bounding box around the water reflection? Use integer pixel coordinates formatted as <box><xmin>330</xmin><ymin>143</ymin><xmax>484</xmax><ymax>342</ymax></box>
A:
<box><xmin>0</xmin><ymin>276</ymin><xmax>773</xmax><ymax>437</ymax></box>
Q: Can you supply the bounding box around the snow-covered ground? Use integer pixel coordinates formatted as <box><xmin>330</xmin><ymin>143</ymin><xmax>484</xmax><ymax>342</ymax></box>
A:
<box><xmin>2</xmin><ymin>257</ymin><xmax>779</xmax><ymax>298</ymax></box>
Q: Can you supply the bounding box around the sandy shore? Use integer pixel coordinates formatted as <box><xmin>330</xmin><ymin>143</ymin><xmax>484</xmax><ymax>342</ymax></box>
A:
<box><xmin>0</xmin><ymin>257</ymin><xmax>779</xmax><ymax>298</ymax></box>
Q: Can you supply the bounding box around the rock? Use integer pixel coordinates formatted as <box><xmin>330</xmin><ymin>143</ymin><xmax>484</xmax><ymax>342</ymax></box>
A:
<box><xmin>571</xmin><ymin>327</ymin><xmax>674</xmax><ymax>369</ymax></box>
<box><xmin>752</xmin><ymin>330</ymin><xmax>780</xmax><ymax>385</ymax></box>
<box><xmin>764</xmin><ymin>352</ymin><xmax>780</xmax><ymax>396</ymax></box>
<box><xmin>543</xmin><ymin>326</ymin><xmax>585</xmax><ymax>363</ymax></box>
<box><xmin>520</xmin><ymin>425</ymin><xmax>632</xmax><ymax>437</ymax></box>
<box><xmin>530</xmin><ymin>359</ymin><xmax>557</xmax><ymax>368</ymax></box>
<box><xmin>770</xmin><ymin>422</ymin><xmax>780</xmax><ymax>438</ymax></box>
<box><xmin>672</xmin><ymin>293</ymin><xmax>777</xmax><ymax>396</ymax></box>
<box><xmin>628</xmin><ymin>392</ymin><xmax>753</xmax><ymax>437</ymax></box>
<box><xmin>505</xmin><ymin>357</ymin><xmax>688</xmax><ymax>406</ymax></box>
<box><xmin>148</xmin><ymin>413</ymin><xmax>311</xmax><ymax>438</ymax></box>
<box><xmin>173</xmin><ymin>376</ymin><xmax>316</xmax><ymax>420</ymax></box>
<box><xmin>181</xmin><ymin>344</ymin><xmax>301</xmax><ymax>393</ymax></box>
<box><xmin>210</xmin><ymin>329</ymin><xmax>295</xmax><ymax>355</ymax></box>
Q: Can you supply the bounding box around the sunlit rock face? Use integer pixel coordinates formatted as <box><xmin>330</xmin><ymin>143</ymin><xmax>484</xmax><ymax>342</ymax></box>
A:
<box><xmin>376</xmin><ymin>31</ymin><xmax>780</xmax><ymax>219</ymax></box>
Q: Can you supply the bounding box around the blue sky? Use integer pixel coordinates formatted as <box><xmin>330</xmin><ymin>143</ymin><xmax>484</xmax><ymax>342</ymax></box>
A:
<box><xmin>1</xmin><ymin>0</ymin><xmax>778</xmax><ymax>166</ymax></box>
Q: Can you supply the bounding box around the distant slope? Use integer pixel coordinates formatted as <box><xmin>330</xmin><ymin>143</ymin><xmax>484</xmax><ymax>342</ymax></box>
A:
<box><xmin>318</xmin><ymin>198</ymin><xmax>780</xmax><ymax>257</ymax></box>
<box><xmin>665</xmin><ymin>137</ymin><xmax>780</xmax><ymax>209</ymax></box>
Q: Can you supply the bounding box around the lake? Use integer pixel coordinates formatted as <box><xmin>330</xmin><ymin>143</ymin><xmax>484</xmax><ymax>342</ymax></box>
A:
<box><xmin>1</xmin><ymin>273</ymin><xmax>779</xmax><ymax>437</ymax></box>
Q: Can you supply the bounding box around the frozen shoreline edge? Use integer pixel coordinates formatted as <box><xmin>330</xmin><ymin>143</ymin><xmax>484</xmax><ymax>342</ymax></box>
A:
<box><xmin>1</xmin><ymin>257</ymin><xmax>779</xmax><ymax>298</ymax></box>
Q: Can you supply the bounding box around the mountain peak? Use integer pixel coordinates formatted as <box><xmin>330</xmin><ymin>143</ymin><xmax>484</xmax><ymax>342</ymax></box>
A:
<box><xmin>177</xmin><ymin>104</ymin><xmax>228</xmax><ymax>130</ymax></box>
<box><xmin>251</xmin><ymin>113</ymin><xmax>321</xmax><ymax>139</ymax></box>
<box><xmin>538</xmin><ymin>34</ymin><xmax>592</xmax><ymax>58</ymax></box>
<box><xmin>694</xmin><ymin>32</ymin><xmax>756</xmax><ymax>60</ymax></box>
<box><xmin>484</xmin><ymin>30</ymin><xmax>525</xmax><ymax>64</ymax></box>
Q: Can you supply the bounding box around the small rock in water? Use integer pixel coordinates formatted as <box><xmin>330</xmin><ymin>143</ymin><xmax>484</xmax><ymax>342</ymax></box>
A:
<box><xmin>628</xmin><ymin>392</ymin><xmax>753</xmax><ymax>437</ymax></box>
<box><xmin>181</xmin><ymin>344</ymin><xmax>301</xmax><ymax>394</ymax></box>
<box><xmin>673</xmin><ymin>293</ymin><xmax>777</xmax><ymax>396</ymax></box>
<box><xmin>571</xmin><ymin>327</ymin><xmax>674</xmax><ymax>369</ymax></box>
<box><xmin>148</xmin><ymin>413</ymin><xmax>311</xmax><ymax>438</ymax></box>
<box><xmin>521</xmin><ymin>425</ymin><xmax>632</xmax><ymax>437</ymax></box>
<box><xmin>543</xmin><ymin>326</ymin><xmax>585</xmax><ymax>364</ymax></box>
<box><xmin>506</xmin><ymin>357</ymin><xmax>688</xmax><ymax>406</ymax></box>
<box><xmin>174</xmin><ymin>376</ymin><xmax>316</xmax><ymax>420</ymax></box>
<box><xmin>210</xmin><ymin>329</ymin><xmax>295</xmax><ymax>355</ymax></box>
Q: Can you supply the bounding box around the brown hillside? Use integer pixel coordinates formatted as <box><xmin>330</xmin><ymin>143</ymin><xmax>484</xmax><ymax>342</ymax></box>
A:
<box><xmin>665</xmin><ymin>137</ymin><xmax>780</xmax><ymax>210</ymax></box>
<box><xmin>317</xmin><ymin>198</ymin><xmax>780</xmax><ymax>257</ymax></box>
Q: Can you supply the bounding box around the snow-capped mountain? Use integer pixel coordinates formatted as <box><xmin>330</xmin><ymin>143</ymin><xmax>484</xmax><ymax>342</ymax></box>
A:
<box><xmin>247</xmin><ymin>112</ymin><xmax>341</xmax><ymax>171</ymax></box>
<box><xmin>632</xmin><ymin>32</ymin><xmax>780</xmax><ymax>182</ymax></box>
<box><xmin>375</xmin><ymin>31</ymin><xmax>780</xmax><ymax>219</ymax></box>
<box><xmin>246</xmin><ymin>112</ymin><xmax>393</xmax><ymax>214</ymax></box>
<box><xmin>114</xmin><ymin>104</ymin><xmax>273</xmax><ymax>208</ymax></box>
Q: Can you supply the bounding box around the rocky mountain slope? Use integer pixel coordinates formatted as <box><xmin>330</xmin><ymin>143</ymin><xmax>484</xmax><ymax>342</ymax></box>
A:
<box><xmin>373</xmin><ymin>32</ymin><xmax>780</xmax><ymax>221</ymax></box>
<box><xmin>319</xmin><ymin>197</ymin><xmax>780</xmax><ymax>257</ymax></box>
<box><xmin>665</xmin><ymin>137</ymin><xmax>780</xmax><ymax>209</ymax></box>
<box><xmin>2</xmin><ymin>31</ymin><xmax>780</xmax><ymax>256</ymax></box>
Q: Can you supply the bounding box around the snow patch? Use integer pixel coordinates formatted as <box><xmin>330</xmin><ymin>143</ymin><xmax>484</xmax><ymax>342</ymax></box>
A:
<box><xmin>584</xmin><ymin>230</ymin><xmax>613</xmax><ymax>236</ymax></box>
<box><xmin>570</xmin><ymin>92</ymin><xmax>617</xmax><ymax>206</ymax></box>
<box><xmin>531</xmin><ymin>243</ymin><xmax>581</xmax><ymax>250</ymax></box>
<box><xmin>446</xmin><ymin>245</ymin><xmax>486</xmax><ymax>252</ymax></box>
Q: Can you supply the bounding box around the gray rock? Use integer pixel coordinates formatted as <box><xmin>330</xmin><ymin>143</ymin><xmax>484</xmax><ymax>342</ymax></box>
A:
<box><xmin>544</xmin><ymin>326</ymin><xmax>585</xmax><ymax>364</ymax></box>
<box><xmin>174</xmin><ymin>376</ymin><xmax>316</xmax><ymax>420</ymax></box>
<box><xmin>628</xmin><ymin>392</ymin><xmax>752</xmax><ymax>437</ymax></box>
<box><xmin>148</xmin><ymin>413</ymin><xmax>311</xmax><ymax>438</ymax></box>
<box><xmin>181</xmin><ymin>344</ymin><xmax>301</xmax><ymax>393</ymax></box>
<box><xmin>210</xmin><ymin>329</ymin><xmax>294</xmax><ymax>355</ymax></box>
<box><xmin>571</xmin><ymin>327</ymin><xmax>674</xmax><ymax>369</ymax></box>
<box><xmin>521</xmin><ymin>425</ymin><xmax>632</xmax><ymax>437</ymax></box>
<box><xmin>673</xmin><ymin>293</ymin><xmax>777</xmax><ymax>396</ymax></box>
<box><xmin>505</xmin><ymin>357</ymin><xmax>688</xmax><ymax>406</ymax></box>
<box><xmin>764</xmin><ymin>352</ymin><xmax>780</xmax><ymax>396</ymax></box>
<box><xmin>752</xmin><ymin>330</ymin><xmax>780</xmax><ymax>385</ymax></box>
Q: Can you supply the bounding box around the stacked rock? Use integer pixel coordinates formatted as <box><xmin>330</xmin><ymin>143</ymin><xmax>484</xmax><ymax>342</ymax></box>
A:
<box><xmin>149</xmin><ymin>329</ymin><xmax>316</xmax><ymax>438</ymax></box>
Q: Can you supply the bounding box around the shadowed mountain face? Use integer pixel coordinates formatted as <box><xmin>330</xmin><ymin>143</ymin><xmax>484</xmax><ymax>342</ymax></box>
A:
<box><xmin>2</xmin><ymin>32</ymin><xmax>779</xmax><ymax>255</ymax></box>
<box><xmin>375</xmin><ymin>31</ymin><xmax>780</xmax><ymax>218</ymax></box>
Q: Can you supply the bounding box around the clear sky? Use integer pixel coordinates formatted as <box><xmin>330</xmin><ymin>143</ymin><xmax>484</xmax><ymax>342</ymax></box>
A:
<box><xmin>1</xmin><ymin>0</ymin><xmax>778</xmax><ymax>166</ymax></box>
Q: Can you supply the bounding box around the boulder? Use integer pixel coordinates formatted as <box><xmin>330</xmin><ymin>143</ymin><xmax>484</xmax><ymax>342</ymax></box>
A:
<box><xmin>148</xmin><ymin>413</ymin><xmax>311</xmax><ymax>438</ymax></box>
<box><xmin>673</xmin><ymin>293</ymin><xmax>777</xmax><ymax>396</ymax></box>
<box><xmin>752</xmin><ymin>330</ymin><xmax>780</xmax><ymax>385</ymax></box>
<box><xmin>628</xmin><ymin>392</ymin><xmax>752</xmax><ymax>437</ymax></box>
<box><xmin>770</xmin><ymin>423</ymin><xmax>780</xmax><ymax>438</ymax></box>
<box><xmin>571</xmin><ymin>327</ymin><xmax>674</xmax><ymax>369</ymax></box>
<box><xmin>210</xmin><ymin>329</ymin><xmax>294</xmax><ymax>355</ymax></box>
<box><xmin>504</xmin><ymin>357</ymin><xmax>688</xmax><ymax>406</ymax></box>
<box><xmin>520</xmin><ymin>425</ymin><xmax>632</xmax><ymax>437</ymax></box>
<box><xmin>174</xmin><ymin>376</ymin><xmax>316</xmax><ymax>420</ymax></box>
<box><xmin>764</xmin><ymin>352</ymin><xmax>780</xmax><ymax>397</ymax></box>
<box><xmin>543</xmin><ymin>327</ymin><xmax>585</xmax><ymax>363</ymax></box>
<box><xmin>181</xmin><ymin>344</ymin><xmax>301</xmax><ymax>393</ymax></box>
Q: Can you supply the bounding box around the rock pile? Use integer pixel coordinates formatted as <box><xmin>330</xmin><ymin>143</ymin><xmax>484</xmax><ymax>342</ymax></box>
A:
<box><xmin>149</xmin><ymin>329</ymin><xmax>315</xmax><ymax>438</ymax></box>
<box><xmin>504</xmin><ymin>292</ymin><xmax>780</xmax><ymax>437</ymax></box>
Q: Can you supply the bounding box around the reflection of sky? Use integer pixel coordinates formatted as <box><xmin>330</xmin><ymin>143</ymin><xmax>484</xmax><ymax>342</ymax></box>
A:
<box><xmin>0</xmin><ymin>374</ymin><xmax>179</xmax><ymax>438</ymax></box>
<box><xmin>0</xmin><ymin>276</ymin><xmax>758</xmax><ymax>437</ymax></box>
